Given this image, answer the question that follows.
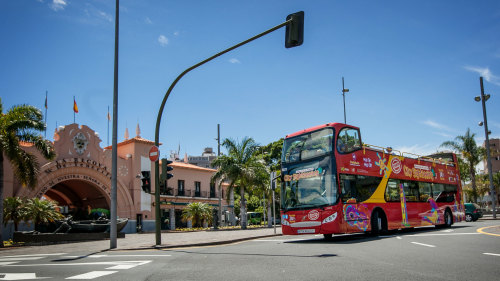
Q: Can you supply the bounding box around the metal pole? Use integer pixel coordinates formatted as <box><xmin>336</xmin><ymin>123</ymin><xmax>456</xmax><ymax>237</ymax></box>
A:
<box><xmin>342</xmin><ymin>77</ymin><xmax>346</xmax><ymax>124</ymax></box>
<box><xmin>110</xmin><ymin>0</ymin><xmax>119</xmax><ymax>249</ymax></box>
<box><xmin>153</xmin><ymin>18</ymin><xmax>292</xmax><ymax>245</ymax></box>
<box><xmin>272</xmin><ymin>186</ymin><xmax>276</xmax><ymax>234</ymax></box>
<box><xmin>217</xmin><ymin>124</ymin><xmax>222</xmax><ymax>227</ymax></box>
<box><xmin>479</xmin><ymin>77</ymin><xmax>496</xmax><ymax>219</ymax></box>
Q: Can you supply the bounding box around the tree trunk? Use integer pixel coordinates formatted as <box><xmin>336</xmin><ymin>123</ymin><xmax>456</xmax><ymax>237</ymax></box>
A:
<box><xmin>240</xmin><ymin>187</ymin><xmax>247</xmax><ymax>229</ymax></box>
<box><xmin>229</xmin><ymin>188</ymin><xmax>235</xmax><ymax>226</ymax></box>
<box><xmin>0</xmin><ymin>153</ymin><xmax>4</xmax><ymax>248</ymax></box>
<box><xmin>267</xmin><ymin>203</ymin><xmax>272</xmax><ymax>228</ymax></box>
<box><xmin>470</xmin><ymin>164</ymin><xmax>478</xmax><ymax>203</ymax></box>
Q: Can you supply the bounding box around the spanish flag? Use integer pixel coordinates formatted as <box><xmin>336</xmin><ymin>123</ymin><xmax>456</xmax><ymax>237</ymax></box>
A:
<box><xmin>73</xmin><ymin>97</ymin><xmax>79</xmax><ymax>113</ymax></box>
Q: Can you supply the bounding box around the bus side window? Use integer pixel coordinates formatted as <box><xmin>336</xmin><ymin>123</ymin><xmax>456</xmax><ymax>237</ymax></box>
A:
<box><xmin>340</xmin><ymin>174</ymin><xmax>356</xmax><ymax>203</ymax></box>
<box><xmin>403</xmin><ymin>181</ymin><xmax>419</xmax><ymax>202</ymax></box>
<box><xmin>385</xmin><ymin>179</ymin><xmax>400</xmax><ymax>202</ymax></box>
<box><xmin>418</xmin><ymin>182</ymin><xmax>432</xmax><ymax>202</ymax></box>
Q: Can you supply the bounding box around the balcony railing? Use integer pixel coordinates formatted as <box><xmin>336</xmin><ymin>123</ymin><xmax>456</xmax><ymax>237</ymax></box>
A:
<box><xmin>161</xmin><ymin>188</ymin><xmax>224</xmax><ymax>199</ymax></box>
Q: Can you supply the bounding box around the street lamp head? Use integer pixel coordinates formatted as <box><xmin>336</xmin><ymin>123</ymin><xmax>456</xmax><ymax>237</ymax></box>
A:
<box><xmin>479</xmin><ymin>121</ymin><xmax>484</xmax><ymax>126</ymax></box>
<box><xmin>474</xmin><ymin>96</ymin><xmax>481</xmax><ymax>102</ymax></box>
<box><xmin>485</xmin><ymin>94</ymin><xmax>490</xmax><ymax>101</ymax></box>
<box><xmin>343</xmin><ymin>89</ymin><xmax>349</xmax><ymax>93</ymax></box>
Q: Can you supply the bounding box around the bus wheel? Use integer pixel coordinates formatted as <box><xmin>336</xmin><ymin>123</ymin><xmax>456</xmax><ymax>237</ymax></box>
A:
<box><xmin>444</xmin><ymin>210</ymin><xmax>453</xmax><ymax>228</ymax></box>
<box><xmin>323</xmin><ymin>234</ymin><xmax>333</xmax><ymax>241</ymax></box>
<box><xmin>371</xmin><ymin>211</ymin><xmax>384</xmax><ymax>236</ymax></box>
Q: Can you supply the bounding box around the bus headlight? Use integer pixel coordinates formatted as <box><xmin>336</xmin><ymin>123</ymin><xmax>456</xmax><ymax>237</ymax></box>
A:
<box><xmin>322</xmin><ymin>212</ymin><xmax>337</xmax><ymax>224</ymax></box>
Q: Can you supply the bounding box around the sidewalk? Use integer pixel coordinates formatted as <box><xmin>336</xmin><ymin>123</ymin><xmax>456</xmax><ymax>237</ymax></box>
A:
<box><xmin>1</xmin><ymin>227</ymin><xmax>282</xmax><ymax>255</ymax></box>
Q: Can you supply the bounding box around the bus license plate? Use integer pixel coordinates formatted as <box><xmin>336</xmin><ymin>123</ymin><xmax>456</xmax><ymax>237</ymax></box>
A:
<box><xmin>297</xmin><ymin>229</ymin><xmax>315</xmax><ymax>234</ymax></box>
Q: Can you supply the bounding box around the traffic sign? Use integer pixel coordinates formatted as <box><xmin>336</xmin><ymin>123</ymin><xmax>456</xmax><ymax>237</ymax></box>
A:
<box><xmin>149</xmin><ymin>146</ymin><xmax>160</xmax><ymax>162</ymax></box>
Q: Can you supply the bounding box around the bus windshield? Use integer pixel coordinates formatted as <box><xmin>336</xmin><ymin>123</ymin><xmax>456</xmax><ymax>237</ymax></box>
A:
<box><xmin>281</xmin><ymin>155</ymin><xmax>338</xmax><ymax>210</ymax></box>
<box><xmin>282</xmin><ymin>128</ymin><xmax>334</xmax><ymax>163</ymax></box>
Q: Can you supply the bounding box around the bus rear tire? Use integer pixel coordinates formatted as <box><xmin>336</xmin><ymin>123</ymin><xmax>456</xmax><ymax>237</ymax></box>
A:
<box><xmin>370</xmin><ymin>210</ymin><xmax>386</xmax><ymax>236</ymax></box>
<box><xmin>444</xmin><ymin>210</ymin><xmax>453</xmax><ymax>228</ymax></box>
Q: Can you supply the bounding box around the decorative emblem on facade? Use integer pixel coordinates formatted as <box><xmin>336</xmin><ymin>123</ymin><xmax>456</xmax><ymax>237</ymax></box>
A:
<box><xmin>119</xmin><ymin>165</ymin><xmax>129</xmax><ymax>177</ymax></box>
<box><xmin>72</xmin><ymin>132</ymin><xmax>88</xmax><ymax>155</ymax></box>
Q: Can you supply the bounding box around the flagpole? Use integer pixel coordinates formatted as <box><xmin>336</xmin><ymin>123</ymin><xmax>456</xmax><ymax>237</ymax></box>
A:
<box><xmin>44</xmin><ymin>91</ymin><xmax>48</xmax><ymax>138</ymax></box>
<box><xmin>73</xmin><ymin>96</ymin><xmax>76</xmax><ymax>124</ymax></box>
<box><xmin>107</xmin><ymin>106</ymin><xmax>110</xmax><ymax>146</ymax></box>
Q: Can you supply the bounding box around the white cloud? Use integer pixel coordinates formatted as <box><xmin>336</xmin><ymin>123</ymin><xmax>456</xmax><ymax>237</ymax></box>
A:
<box><xmin>422</xmin><ymin>120</ymin><xmax>452</xmax><ymax>131</ymax></box>
<box><xmin>49</xmin><ymin>0</ymin><xmax>67</xmax><ymax>11</ymax></box>
<box><xmin>145</xmin><ymin>17</ymin><xmax>153</xmax><ymax>24</ymax></box>
<box><xmin>158</xmin><ymin>35</ymin><xmax>168</xmax><ymax>47</ymax></box>
<box><xmin>229</xmin><ymin>58</ymin><xmax>241</xmax><ymax>64</ymax></box>
<box><xmin>394</xmin><ymin>143</ymin><xmax>438</xmax><ymax>157</ymax></box>
<box><xmin>463</xmin><ymin>66</ymin><xmax>500</xmax><ymax>86</ymax></box>
<box><xmin>173</xmin><ymin>31</ymin><xmax>180</xmax><ymax>36</ymax></box>
<box><xmin>97</xmin><ymin>10</ymin><xmax>112</xmax><ymax>22</ymax></box>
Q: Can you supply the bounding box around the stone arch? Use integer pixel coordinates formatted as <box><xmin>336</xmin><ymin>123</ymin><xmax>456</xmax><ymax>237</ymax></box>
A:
<box><xmin>17</xmin><ymin>165</ymin><xmax>135</xmax><ymax>219</ymax></box>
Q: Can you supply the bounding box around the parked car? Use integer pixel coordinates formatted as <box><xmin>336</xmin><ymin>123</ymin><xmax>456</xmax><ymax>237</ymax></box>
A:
<box><xmin>464</xmin><ymin>203</ymin><xmax>483</xmax><ymax>222</ymax></box>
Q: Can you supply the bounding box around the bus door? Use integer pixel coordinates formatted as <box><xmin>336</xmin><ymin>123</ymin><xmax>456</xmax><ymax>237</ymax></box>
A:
<box><xmin>340</xmin><ymin>174</ymin><xmax>371</xmax><ymax>233</ymax></box>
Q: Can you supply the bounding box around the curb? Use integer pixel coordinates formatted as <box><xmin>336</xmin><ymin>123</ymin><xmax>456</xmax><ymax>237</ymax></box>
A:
<box><xmin>111</xmin><ymin>233</ymin><xmax>282</xmax><ymax>251</ymax></box>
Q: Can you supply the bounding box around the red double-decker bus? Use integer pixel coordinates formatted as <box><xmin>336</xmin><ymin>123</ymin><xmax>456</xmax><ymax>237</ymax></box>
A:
<box><xmin>280</xmin><ymin>123</ymin><xmax>465</xmax><ymax>239</ymax></box>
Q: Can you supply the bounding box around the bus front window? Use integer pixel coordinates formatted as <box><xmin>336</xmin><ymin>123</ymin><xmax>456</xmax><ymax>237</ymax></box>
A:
<box><xmin>282</xmin><ymin>161</ymin><xmax>337</xmax><ymax>210</ymax></box>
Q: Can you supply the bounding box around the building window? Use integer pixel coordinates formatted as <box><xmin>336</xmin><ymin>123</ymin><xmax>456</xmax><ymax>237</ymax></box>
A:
<box><xmin>195</xmin><ymin>181</ymin><xmax>201</xmax><ymax>197</ymax></box>
<box><xmin>178</xmin><ymin>180</ymin><xmax>185</xmax><ymax>196</ymax></box>
<box><xmin>210</xmin><ymin>182</ymin><xmax>216</xmax><ymax>198</ymax></box>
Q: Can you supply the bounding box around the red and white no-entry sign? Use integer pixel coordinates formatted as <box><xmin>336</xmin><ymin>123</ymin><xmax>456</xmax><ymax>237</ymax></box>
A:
<box><xmin>149</xmin><ymin>146</ymin><xmax>160</xmax><ymax>162</ymax></box>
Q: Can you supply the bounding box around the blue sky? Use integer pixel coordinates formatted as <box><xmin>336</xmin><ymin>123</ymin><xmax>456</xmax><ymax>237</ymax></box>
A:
<box><xmin>1</xmin><ymin>0</ymin><xmax>500</xmax><ymax>161</ymax></box>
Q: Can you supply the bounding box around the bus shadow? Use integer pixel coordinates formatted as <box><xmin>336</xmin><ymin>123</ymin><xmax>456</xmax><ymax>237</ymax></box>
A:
<box><xmin>285</xmin><ymin>225</ymin><xmax>474</xmax><ymax>245</ymax></box>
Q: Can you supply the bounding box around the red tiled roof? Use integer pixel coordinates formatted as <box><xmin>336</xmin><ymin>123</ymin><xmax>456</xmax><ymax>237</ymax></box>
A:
<box><xmin>104</xmin><ymin>136</ymin><xmax>159</xmax><ymax>150</ymax></box>
<box><xmin>163</xmin><ymin>161</ymin><xmax>216</xmax><ymax>172</ymax></box>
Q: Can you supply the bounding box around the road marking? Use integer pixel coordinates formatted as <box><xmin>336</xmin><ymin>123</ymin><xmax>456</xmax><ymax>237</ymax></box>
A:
<box><xmin>0</xmin><ymin>273</ymin><xmax>50</xmax><ymax>280</ymax></box>
<box><xmin>483</xmin><ymin>253</ymin><xmax>500</xmax><ymax>257</ymax></box>
<box><xmin>66</xmin><ymin>271</ymin><xmax>117</xmax><ymax>279</ymax></box>
<box><xmin>409</xmin><ymin>233</ymin><xmax>479</xmax><ymax>237</ymax></box>
<box><xmin>0</xmin><ymin>257</ymin><xmax>46</xmax><ymax>262</ymax></box>
<box><xmin>411</xmin><ymin>242</ymin><xmax>436</xmax><ymax>248</ymax></box>
<box><xmin>477</xmin><ymin>225</ymin><xmax>500</xmax><ymax>237</ymax></box>
<box><xmin>0</xmin><ymin>254</ymin><xmax>66</xmax><ymax>259</ymax></box>
<box><xmin>4</xmin><ymin>260</ymin><xmax>152</xmax><ymax>268</ymax></box>
<box><xmin>396</xmin><ymin>236</ymin><xmax>402</xmax><ymax>240</ymax></box>
<box><xmin>61</xmin><ymin>254</ymin><xmax>171</xmax><ymax>259</ymax></box>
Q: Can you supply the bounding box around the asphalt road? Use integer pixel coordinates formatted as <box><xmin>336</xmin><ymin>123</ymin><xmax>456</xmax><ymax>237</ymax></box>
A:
<box><xmin>1</xmin><ymin>220</ymin><xmax>499</xmax><ymax>280</ymax></box>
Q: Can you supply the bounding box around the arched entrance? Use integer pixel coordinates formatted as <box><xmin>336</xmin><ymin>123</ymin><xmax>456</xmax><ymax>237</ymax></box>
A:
<box><xmin>43</xmin><ymin>179</ymin><xmax>110</xmax><ymax>219</ymax></box>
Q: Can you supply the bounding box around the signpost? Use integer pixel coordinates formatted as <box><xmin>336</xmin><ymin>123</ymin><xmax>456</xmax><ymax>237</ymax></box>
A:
<box><xmin>149</xmin><ymin>146</ymin><xmax>160</xmax><ymax>162</ymax></box>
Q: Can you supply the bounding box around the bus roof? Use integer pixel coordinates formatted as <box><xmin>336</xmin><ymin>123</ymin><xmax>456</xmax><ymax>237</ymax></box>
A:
<box><xmin>285</xmin><ymin>123</ymin><xmax>359</xmax><ymax>139</ymax></box>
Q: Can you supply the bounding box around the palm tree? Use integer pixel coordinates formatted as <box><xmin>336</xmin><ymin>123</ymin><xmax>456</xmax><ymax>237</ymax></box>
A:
<box><xmin>181</xmin><ymin>202</ymin><xmax>212</xmax><ymax>228</ymax></box>
<box><xmin>0</xmin><ymin>98</ymin><xmax>56</xmax><ymax>246</ymax></box>
<box><xmin>2</xmin><ymin>197</ymin><xmax>26</xmax><ymax>231</ymax></box>
<box><xmin>23</xmin><ymin>198</ymin><xmax>63</xmax><ymax>231</ymax></box>
<box><xmin>441</xmin><ymin>128</ymin><xmax>484</xmax><ymax>203</ymax></box>
<box><xmin>211</xmin><ymin>137</ymin><xmax>265</xmax><ymax>229</ymax></box>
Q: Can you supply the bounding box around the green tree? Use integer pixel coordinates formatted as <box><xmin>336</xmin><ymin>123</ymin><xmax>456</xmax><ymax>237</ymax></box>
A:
<box><xmin>2</xmin><ymin>197</ymin><xmax>26</xmax><ymax>231</ymax></box>
<box><xmin>441</xmin><ymin>128</ymin><xmax>484</xmax><ymax>203</ymax></box>
<box><xmin>181</xmin><ymin>202</ymin><xmax>212</xmax><ymax>228</ymax></box>
<box><xmin>23</xmin><ymin>198</ymin><xmax>63</xmax><ymax>231</ymax></box>
<box><xmin>211</xmin><ymin>137</ymin><xmax>265</xmax><ymax>229</ymax></box>
<box><xmin>0</xmin><ymin>98</ymin><xmax>55</xmax><ymax>246</ymax></box>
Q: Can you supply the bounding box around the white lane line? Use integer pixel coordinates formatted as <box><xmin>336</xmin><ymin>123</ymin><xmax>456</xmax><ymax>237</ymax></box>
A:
<box><xmin>483</xmin><ymin>253</ymin><xmax>500</xmax><ymax>257</ymax></box>
<box><xmin>0</xmin><ymin>273</ymin><xmax>45</xmax><ymax>280</ymax></box>
<box><xmin>66</xmin><ymin>271</ymin><xmax>117</xmax><ymax>279</ymax></box>
<box><xmin>0</xmin><ymin>253</ymin><xmax>65</xmax><ymax>259</ymax></box>
<box><xmin>61</xmin><ymin>254</ymin><xmax>170</xmax><ymax>259</ymax></box>
<box><xmin>396</xmin><ymin>236</ymin><xmax>402</xmax><ymax>240</ymax></box>
<box><xmin>409</xmin><ymin>233</ymin><xmax>479</xmax><ymax>237</ymax></box>
<box><xmin>411</xmin><ymin>242</ymin><xmax>436</xmax><ymax>248</ymax></box>
<box><xmin>3</xmin><ymin>260</ymin><xmax>152</xmax><ymax>268</ymax></box>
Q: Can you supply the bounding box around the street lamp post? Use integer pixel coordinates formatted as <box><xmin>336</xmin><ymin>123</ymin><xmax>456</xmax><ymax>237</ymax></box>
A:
<box><xmin>341</xmin><ymin>77</ymin><xmax>349</xmax><ymax>124</ymax></box>
<box><xmin>475</xmin><ymin>76</ymin><xmax>496</xmax><ymax>219</ymax></box>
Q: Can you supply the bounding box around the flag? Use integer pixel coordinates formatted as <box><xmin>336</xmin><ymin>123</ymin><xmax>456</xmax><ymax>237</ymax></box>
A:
<box><xmin>73</xmin><ymin>98</ymin><xmax>79</xmax><ymax>113</ymax></box>
<box><xmin>44</xmin><ymin>92</ymin><xmax>48</xmax><ymax>109</ymax></box>
<box><xmin>107</xmin><ymin>106</ymin><xmax>111</xmax><ymax>121</ymax></box>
